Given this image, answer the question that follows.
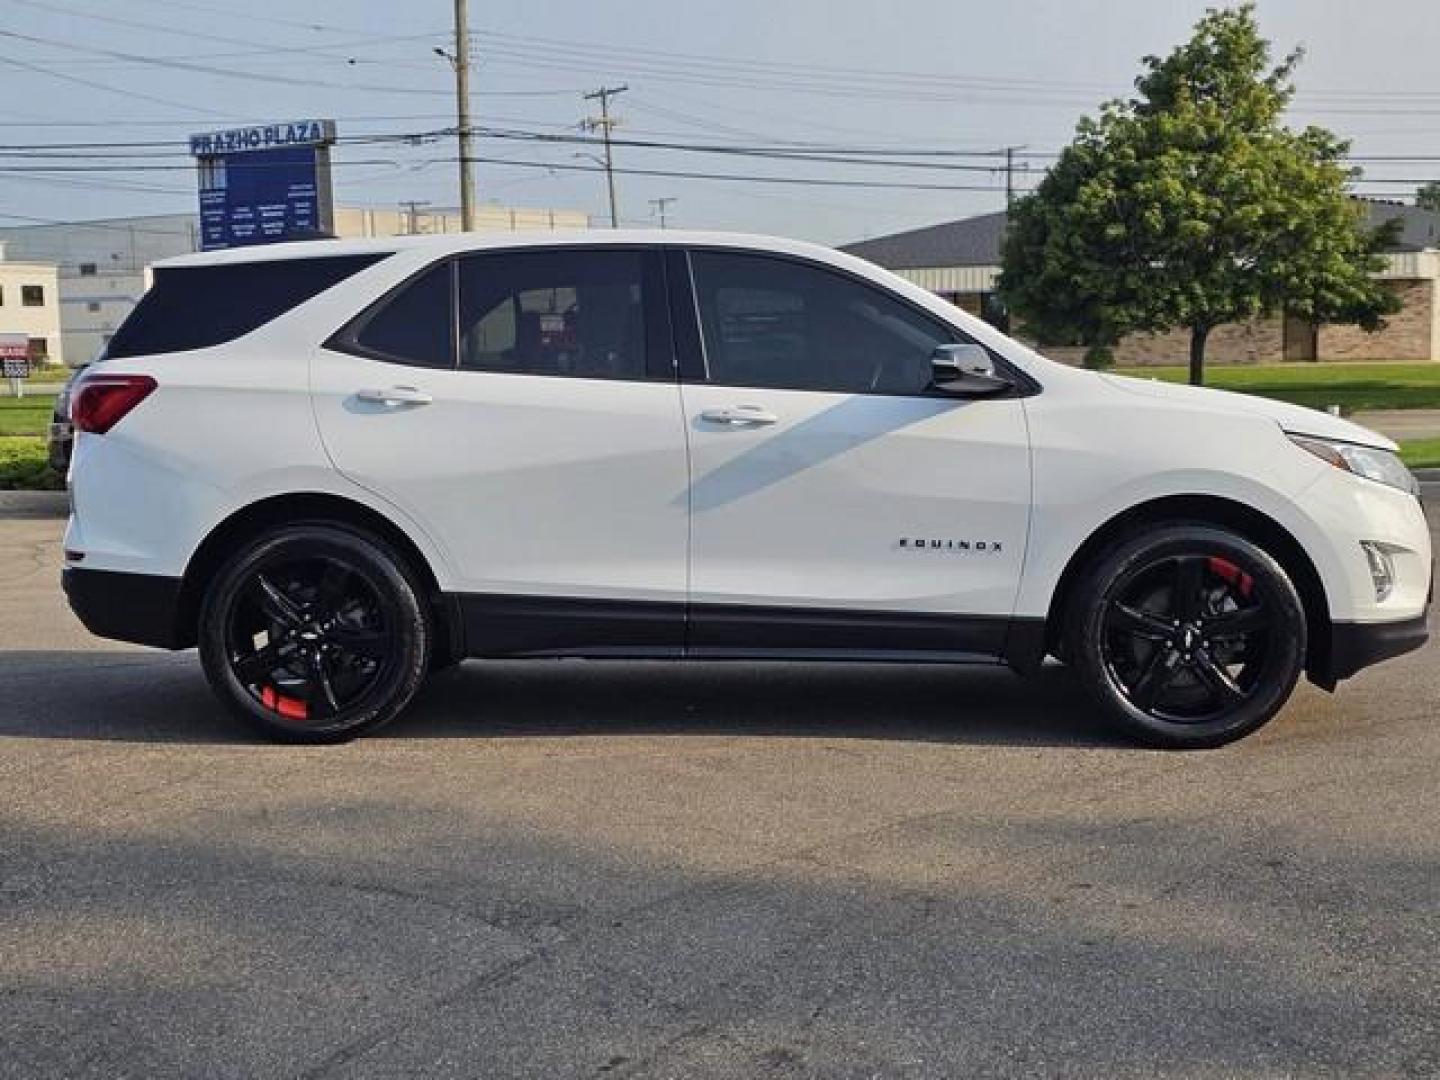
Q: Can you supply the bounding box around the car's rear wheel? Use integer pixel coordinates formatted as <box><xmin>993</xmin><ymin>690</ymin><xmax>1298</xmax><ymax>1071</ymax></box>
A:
<box><xmin>1067</xmin><ymin>523</ymin><xmax>1307</xmax><ymax>749</ymax></box>
<box><xmin>199</xmin><ymin>523</ymin><xmax>431</xmax><ymax>743</ymax></box>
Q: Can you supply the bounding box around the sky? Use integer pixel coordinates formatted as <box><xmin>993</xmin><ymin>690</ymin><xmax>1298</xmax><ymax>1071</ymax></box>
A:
<box><xmin>1</xmin><ymin>0</ymin><xmax>1439</xmax><ymax>246</ymax></box>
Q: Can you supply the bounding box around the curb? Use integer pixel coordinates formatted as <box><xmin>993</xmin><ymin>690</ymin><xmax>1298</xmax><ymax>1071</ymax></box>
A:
<box><xmin>1414</xmin><ymin>468</ymin><xmax>1440</xmax><ymax>482</ymax></box>
<box><xmin>0</xmin><ymin>490</ymin><xmax>68</xmax><ymax>519</ymax></box>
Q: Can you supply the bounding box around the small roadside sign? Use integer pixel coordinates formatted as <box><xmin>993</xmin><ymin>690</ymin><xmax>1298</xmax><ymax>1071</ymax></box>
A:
<box><xmin>1</xmin><ymin>334</ymin><xmax>30</xmax><ymax>396</ymax></box>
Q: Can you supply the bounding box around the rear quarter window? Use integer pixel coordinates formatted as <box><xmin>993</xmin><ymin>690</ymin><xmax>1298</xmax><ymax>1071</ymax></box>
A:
<box><xmin>105</xmin><ymin>253</ymin><xmax>390</xmax><ymax>359</ymax></box>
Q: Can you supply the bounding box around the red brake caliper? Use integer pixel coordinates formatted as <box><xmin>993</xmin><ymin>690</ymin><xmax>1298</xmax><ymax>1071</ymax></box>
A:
<box><xmin>1207</xmin><ymin>557</ymin><xmax>1254</xmax><ymax>600</ymax></box>
<box><xmin>260</xmin><ymin>685</ymin><xmax>309</xmax><ymax>721</ymax></box>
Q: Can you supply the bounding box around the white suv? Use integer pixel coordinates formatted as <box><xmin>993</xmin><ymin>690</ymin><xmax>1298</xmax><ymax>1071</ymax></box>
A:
<box><xmin>62</xmin><ymin>231</ymin><xmax>1431</xmax><ymax>747</ymax></box>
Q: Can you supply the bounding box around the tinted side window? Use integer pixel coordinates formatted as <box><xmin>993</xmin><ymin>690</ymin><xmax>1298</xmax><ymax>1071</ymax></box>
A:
<box><xmin>346</xmin><ymin>262</ymin><xmax>455</xmax><ymax>368</ymax></box>
<box><xmin>106</xmin><ymin>253</ymin><xmax>389</xmax><ymax>359</ymax></box>
<box><xmin>458</xmin><ymin>250</ymin><xmax>647</xmax><ymax>380</ymax></box>
<box><xmin>689</xmin><ymin>251</ymin><xmax>956</xmax><ymax>394</ymax></box>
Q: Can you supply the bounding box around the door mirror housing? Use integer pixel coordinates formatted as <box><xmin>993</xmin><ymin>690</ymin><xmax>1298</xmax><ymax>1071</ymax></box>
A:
<box><xmin>930</xmin><ymin>343</ymin><xmax>1013</xmax><ymax>396</ymax></box>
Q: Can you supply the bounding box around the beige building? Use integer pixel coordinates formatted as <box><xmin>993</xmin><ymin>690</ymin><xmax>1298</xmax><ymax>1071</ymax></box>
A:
<box><xmin>0</xmin><ymin>203</ymin><xmax>590</xmax><ymax>366</ymax></box>
<box><xmin>335</xmin><ymin>205</ymin><xmax>588</xmax><ymax>238</ymax></box>
<box><xmin>0</xmin><ymin>241</ymin><xmax>63</xmax><ymax>369</ymax></box>
<box><xmin>843</xmin><ymin>200</ymin><xmax>1440</xmax><ymax>365</ymax></box>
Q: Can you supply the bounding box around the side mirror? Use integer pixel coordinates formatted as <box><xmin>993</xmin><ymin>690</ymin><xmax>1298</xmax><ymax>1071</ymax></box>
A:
<box><xmin>930</xmin><ymin>343</ymin><xmax>1013</xmax><ymax>396</ymax></box>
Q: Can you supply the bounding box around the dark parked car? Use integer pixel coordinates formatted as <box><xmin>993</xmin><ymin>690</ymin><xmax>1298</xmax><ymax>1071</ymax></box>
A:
<box><xmin>47</xmin><ymin>363</ymin><xmax>88</xmax><ymax>473</ymax></box>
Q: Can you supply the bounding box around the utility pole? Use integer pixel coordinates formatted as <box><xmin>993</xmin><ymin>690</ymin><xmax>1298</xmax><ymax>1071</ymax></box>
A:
<box><xmin>452</xmin><ymin>0</ymin><xmax>476</xmax><ymax>230</ymax></box>
<box><xmin>648</xmin><ymin>196</ymin><xmax>676</xmax><ymax>229</ymax></box>
<box><xmin>582</xmin><ymin>85</ymin><xmax>628</xmax><ymax>228</ymax></box>
<box><xmin>999</xmin><ymin>145</ymin><xmax>1028</xmax><ymax>210</ymax></box>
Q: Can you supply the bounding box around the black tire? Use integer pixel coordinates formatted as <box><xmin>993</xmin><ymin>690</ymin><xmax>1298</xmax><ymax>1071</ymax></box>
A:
<box><xmin>1066</xmin><ymin>523</ymin><xmax>1306</xmax><ymax>749</ymax></box>
<box><xmin>199</xmin><ymin>522</ymin><xmax>432</xmax><ymax>743</ymax></box>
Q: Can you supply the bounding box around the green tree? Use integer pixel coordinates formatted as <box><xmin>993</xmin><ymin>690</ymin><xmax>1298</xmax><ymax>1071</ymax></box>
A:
<box><xmin>1417</xmin><ymin>181</ymin><xmax>1440</xmax><ymax>212</ymax></box>
<box><xmin>999</xmin><ymin>4</ymin><xmax>1398</xmax><ymax>385</ymax></box>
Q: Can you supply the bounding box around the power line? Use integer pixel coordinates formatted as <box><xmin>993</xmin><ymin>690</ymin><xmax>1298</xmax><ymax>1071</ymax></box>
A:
<box><xmin>55</xmin><ymin>0</ymin><xmax>390</xmax><ymax>35</ymax></box>
<box><xmin>0</xmin><ymin>27</ymin><xmax>464</xmax><ymax>98</ymax></box>
<box><xmin>0</xmin><ymin>47</ymin><xmax>224</xmax><ymax>116</ymax></box>
<box><xmin>0</xmin><ymin>114</ymin><xmax>458</xmax><ymax>129</ymax></box>
<box><xmin>0</xmin><ymin>209</ymin><xmax>193</xmax><ymax>233</ymax></box>
<box><xmin>0</xmin><ymin>119</ymin><xmax>1436</xmax><ymax>163</ymax></box>
<box><xmin>478</xmin><ymin>28</ymin><xmax>1116</xmax><ymax>97</ymax></box>
<box><xmin>479</xmin><ymin>52</ymin><xmax>1100</xmax><ymax>109</ymax></box>
<box><xmin>455</xmin><ymin>152</ymin><xmax>1022</xmax><ymax>193</ymax></box>
<box><xmin>1</xmin><ymin>0</ymin><xmax>438</xmax><ymax>64</ymax></box>
<box><xmin>0</xmin><ymin>167</ymin><xmax>190</xmax><ymax>193</ymax></box>
<box><xmin>19</xmin><ymin>9</ymin><xmax>1435</xmax><ymax>111</ymax></box>
<box><xmin>470</xmin><ymin>126</ymin><xmax>1011</xmax><ymax>170</ymax></box>
<box><xmin>451</xmin><ymin>151</ymin><xmax>1437</xmax><ymax>199</ymax></box>
<box><xmin>0</xmin><ymin>158</ymin><xmax>405</xmax><ymax>172</ymax></box>
<box><xmin>4</xmin><ymin>124</ymin><xmax>1440</xmax><ymax>185</ymax></box>
<box><xmin>472</xmin><ymin>28</ymin><xmax>1440</xmax><ymax>116</ymax></box>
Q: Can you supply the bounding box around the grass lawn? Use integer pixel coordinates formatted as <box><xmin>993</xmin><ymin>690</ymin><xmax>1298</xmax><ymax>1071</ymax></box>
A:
<box><xmin>1398</xmin><ymin>439</ymin><xmax>1440</xmax><ymax>470</ymax></box>
<box><xmin>0</xmin><ymin>436</ymin><xmax>62</xmax><ymax>490</ymax></box>
<box><xmin>1111</xmin><ymin>362</ymin><xmax>1440</xmax><ymax>412</ymax></box>
<box><xmin>0</xmin><ymin>393</ymin><xmax>57</xmax><ymax>437</ymax></box>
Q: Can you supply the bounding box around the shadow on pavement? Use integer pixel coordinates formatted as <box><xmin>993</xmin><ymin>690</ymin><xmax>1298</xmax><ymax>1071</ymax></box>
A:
<box><xmin>2</xmin><ymin>790</ymin><xmax>1435</xmax><ymax>1077</ymax></box>
<box><xmin>0</xmin><ymin>650</ymin><xmax>1129</xmax><ymax>750</ymax></box>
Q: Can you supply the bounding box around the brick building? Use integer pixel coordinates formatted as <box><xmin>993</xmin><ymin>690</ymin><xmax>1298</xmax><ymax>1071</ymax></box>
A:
<box><xmin>842</xmin><ymin>200</ymin><xmax>1440</xmax><ymax>365</ymax></box>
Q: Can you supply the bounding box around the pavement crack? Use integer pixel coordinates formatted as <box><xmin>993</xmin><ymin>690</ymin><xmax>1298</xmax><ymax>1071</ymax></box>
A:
<box><xmin>299</xmin><ymin>950</ymin><xmax>542</xmax><ymax>1080</ymax></box>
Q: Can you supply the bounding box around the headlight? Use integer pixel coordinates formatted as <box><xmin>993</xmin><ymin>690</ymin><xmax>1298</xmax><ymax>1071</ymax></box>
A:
<box><xmin>1287</xmin><ymin>434</ymin><xmax>1419</xmax><ymax>496</ymax></box>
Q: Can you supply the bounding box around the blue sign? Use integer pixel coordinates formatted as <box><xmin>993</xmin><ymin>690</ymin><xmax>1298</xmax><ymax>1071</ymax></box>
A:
<box><xmin>191</xmin><ymin>120</ymin><xmax>336</xmax><ymax>251</ymax></box>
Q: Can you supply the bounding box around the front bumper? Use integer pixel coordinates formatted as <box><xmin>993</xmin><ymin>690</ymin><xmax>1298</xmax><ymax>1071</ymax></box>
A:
<box><xmin>1310</xmin><ymin>613</ymin><xmax>1430</xmax><ymax>689</ymax></box>
<box><xmin>63</xmin><ymin>566</ymin><xmax>187</xmax><ymax>650</ymax></box>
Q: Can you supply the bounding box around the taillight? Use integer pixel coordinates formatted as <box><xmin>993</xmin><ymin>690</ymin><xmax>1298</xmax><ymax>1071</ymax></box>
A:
<box><xmin>71</xmin><ymin>375</ymin><xmax>157</xmax><ymax>435</ymax></box>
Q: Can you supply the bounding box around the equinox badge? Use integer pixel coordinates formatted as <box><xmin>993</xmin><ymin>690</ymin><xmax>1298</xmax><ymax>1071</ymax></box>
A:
<box><xmin>897</xmin><ymin>537</ymin><xmax>1004</xmax><ymax>553</ymax></box>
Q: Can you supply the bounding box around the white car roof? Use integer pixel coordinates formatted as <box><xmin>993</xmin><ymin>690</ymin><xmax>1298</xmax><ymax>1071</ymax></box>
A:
<box><xmin>156</xmin><ymin>229</ymin><xmax>852</xmax><ymax>270</ymax></box>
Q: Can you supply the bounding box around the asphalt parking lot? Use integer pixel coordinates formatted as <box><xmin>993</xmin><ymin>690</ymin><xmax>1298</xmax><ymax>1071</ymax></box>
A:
<box><xmin>2</xmin><ymin>506</ymin><xmax>1437</xmax><ymax>1079</ymax></box>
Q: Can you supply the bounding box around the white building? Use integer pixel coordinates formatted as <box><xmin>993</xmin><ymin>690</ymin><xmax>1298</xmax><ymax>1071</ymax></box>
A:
<box><xmin>0</xmin><ymin>203</ymin><xmax>590</xmax><ymax>366</ymax></box>
<box><xmin>0</xmin><ymin>240</ymin><xmax>63</xmax><ymax>369</ymax></box>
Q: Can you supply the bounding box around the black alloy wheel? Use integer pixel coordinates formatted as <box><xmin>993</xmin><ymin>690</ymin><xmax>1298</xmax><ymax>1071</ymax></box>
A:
<box><xmin>1101</xmin><ymin>554</ymin><xmax>1273</xmax><ymax>721</ymax></box>
<box><xmin>200</xmin><ymin>524</ymin><xmax>432</xmax><ymax>743</ymax></box>
<box><xmin>1068</xmin><ymin>524</ymin><xmax>1307</xmax><ymax>748</ymax></box>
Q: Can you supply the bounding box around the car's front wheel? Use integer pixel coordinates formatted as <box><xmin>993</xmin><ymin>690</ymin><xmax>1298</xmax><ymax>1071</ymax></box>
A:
<box><xmin>1067</xmin><ymin>523</ymin><xmax>1307</xmax><ymax>749</ymax></box>
<box><xmin>199</xmin><ymin>523</ymin><xmax>432</xmax><ymax>743</ymax></box>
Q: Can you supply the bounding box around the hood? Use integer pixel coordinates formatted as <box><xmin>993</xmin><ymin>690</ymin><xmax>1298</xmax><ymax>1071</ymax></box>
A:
<box><xmin>1099</xmin><ymin>373</ymin><xmax>1397</xmax><ymax>451</ymax></box>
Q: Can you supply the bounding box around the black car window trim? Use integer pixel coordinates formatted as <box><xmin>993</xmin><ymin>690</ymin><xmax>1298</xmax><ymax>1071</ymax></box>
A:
<box><xmin>677</xmin><ymin>246</ymin><xmax>1039</xmax><ymax>400</ymax></box>
<box><xmin>326</xmin><ymin>245</ymin><xmax>678</xmax><ymax>384</ymax></box>
<box><xmin>665</xmin><ymin>247</ymin><xmax>706</xmax><ymax>383</ymax></box>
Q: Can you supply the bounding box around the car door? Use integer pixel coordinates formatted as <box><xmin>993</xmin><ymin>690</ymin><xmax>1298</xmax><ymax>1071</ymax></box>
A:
<box><xmin>674</xmin><ymin>247</ymin><xmax>1032</xmax><ymax>658</ymax></box>
<box><xmin>311</xmin><ymin>245</ymin><xmax>689</xmax><ymax>656</ymax></box>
